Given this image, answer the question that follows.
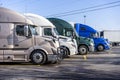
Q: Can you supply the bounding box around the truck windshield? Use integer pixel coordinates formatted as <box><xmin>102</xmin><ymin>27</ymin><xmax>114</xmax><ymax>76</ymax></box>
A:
<box><xmin>53</xmin><ymin>28</ymin><xmax>59</xmax><ymax>35</ymax></box>
<box><xmin>64</xmin><ymin>29</ymin><xmax>79</xmax><ymax>38</ymax></box>
<box><xmin>92</xmin><ymin>33</ymin><xmax>99</xmax><ymax>38</ymax></box>
<box><xmin>73</xmin><ymin>29</ymin><xmax>79</xmax><ymax>37</ymax></box>
<box><xmin>29</xmin><ymin>25</ymin><xmax>38</xmax><ymax>35</ymax></box>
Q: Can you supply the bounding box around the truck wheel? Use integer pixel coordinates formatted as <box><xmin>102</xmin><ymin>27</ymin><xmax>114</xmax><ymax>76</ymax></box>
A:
<box><xmin>79</xmin><ymin>45</ymin><xmax>88</xmax><ymax>55</ymax></box>
<box><xmin>30</xmin><ymin>50</ymin><xmax>47</xmax><ymax>65</ymax></box>
<box><xmin>60</xmin><ymin>47</ymin><xmax>69</xmax><ymax>58</ymax></box>
<box><xmin>97</xmin><ymin>45</ymin><xmax>104</xmax><ymax>51</ymax></box>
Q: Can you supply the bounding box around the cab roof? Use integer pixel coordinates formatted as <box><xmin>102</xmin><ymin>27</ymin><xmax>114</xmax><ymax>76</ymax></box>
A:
<box><xmin>24</xmin><ymin>13</ymin><xmax>55</xmax><ymax>28</ymax></box>
<box><xmin>0</xmin><ymin>7</ymin><xmax>33</xmax><ymax>24</ymax></box>
<box><xmin>47</xmin><ymin>18</ymin><xmax>73</xmax><ymax>29</ymax></box>
<box><xmin>75</xmin><ymin>23</ymin><xmax>97</xmax><ymax>33</ymax></box>
<box><xmin>47</xmin><ymin>18</ymin><xmax>73</xmax><ymax>35</ymax></box>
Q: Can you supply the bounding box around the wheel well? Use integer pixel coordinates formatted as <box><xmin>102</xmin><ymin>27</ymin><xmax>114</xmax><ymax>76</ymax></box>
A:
<box><xmin>60</xmin><ymin>46</ymin><xmax>70</xmax><ymax>55</ymax></box>
<box><xmin>29</xmin><ymin>49</ymin><xmax>48</xmax><ymax>61</ymax></box>
<box><xmin>97</xmin><ymin>44</ymin><xmax>105</xmax><ymax>49</ymax></box>
<box><xmin>78</xmin><ymin>44</ymin><xmax>89</xmax><ymax>52</ymax></box>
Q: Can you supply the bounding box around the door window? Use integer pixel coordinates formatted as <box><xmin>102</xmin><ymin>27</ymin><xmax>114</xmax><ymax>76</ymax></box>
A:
<box><xmin>44</xmin><ymin>28</ymin><xmax>52</xmax><ymax>36</ymax></box>
<box><xmin>16</xmin><ymin>25</ymin><xmax>25</xmax><ymax>36</ymax></box>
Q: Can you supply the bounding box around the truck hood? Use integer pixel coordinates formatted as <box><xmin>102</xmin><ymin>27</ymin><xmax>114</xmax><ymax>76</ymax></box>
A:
<box><xmin>94</xmin><ymin>37</ymin><xmax>106</xmax><ymax>42</ymax></box>
<box><xmin>80</xmin><ymin>36</ymin><xmax>93</xmax><ymax>42</ymax></box>
<box><xmin>58</xmin><ymin>35</ymin><xmax>72</xmax><ymax>42</ymax></box>
<box><xmin>34</xmin><ymin>35</ymin><xmax>59</xmax><ymax>48</ymax></box>
<box><xmin>94</xmin><ymin>37</ymin><xmax>110</xmax><ymax>45</ymax></box>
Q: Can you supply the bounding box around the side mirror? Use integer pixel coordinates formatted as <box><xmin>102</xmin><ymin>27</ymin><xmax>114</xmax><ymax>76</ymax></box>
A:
<box><xmin>24</xmin><ymin>26</ymin><xmax>29</xmax><ymax>37</ymax></box>
<box><xmin>72</xmin><ymin>32</ymin><xmax>76</xmax><ymax>39</ymax></box>
<box><xmin>52</xmin><ymin>33</ymin><xmax>57</xmax><ymax>38</ymax></box>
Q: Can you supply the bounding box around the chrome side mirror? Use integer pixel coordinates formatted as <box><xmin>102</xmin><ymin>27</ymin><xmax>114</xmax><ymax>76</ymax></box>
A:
<box><xmin>24</xmin><ymin>26</ymin><xmax>29</xmax><ymax>37</ymax></box>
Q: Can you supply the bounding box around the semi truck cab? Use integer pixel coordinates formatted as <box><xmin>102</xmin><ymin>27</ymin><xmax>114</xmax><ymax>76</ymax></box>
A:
<box><xmin>0</xmin><ymin>7</ymin><xmax>62</xmax><ymax>64</ymax></box>
<box><xmin>74</xmin><ymin>23</ymin><xmax>110</xmax><ymax>51</ymax></box>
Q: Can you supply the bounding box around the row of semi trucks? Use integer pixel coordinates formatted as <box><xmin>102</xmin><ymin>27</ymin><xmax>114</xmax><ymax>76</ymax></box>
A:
<box><xmin>0</xmin><ymin>7</ymin><xmax>110</xmax><ymax>64</ymax></box>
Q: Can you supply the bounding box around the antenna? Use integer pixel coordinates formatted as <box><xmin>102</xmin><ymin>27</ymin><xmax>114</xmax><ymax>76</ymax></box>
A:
<box><xmin>84</xmin><ymin>15</ymin><xmax>86</xmax><ymax>24</ymax></box>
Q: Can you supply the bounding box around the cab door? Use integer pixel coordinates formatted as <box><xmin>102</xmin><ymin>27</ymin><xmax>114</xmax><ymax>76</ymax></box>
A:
<box><xmin>3</xmin><ymin>25</ymin><xmax>34</xmax><ymax>61</ymax></box>
<box><xmin>14</xmin><ymin>25</ymin><xmax>33</xmax><ymax>49</ymax></box>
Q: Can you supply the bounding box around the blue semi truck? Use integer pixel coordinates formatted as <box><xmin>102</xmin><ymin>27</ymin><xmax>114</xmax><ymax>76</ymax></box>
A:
<box><xmin>74</xmin><ymin>23</ymin><xmax>110</xmax><ymax>51</ymax></box>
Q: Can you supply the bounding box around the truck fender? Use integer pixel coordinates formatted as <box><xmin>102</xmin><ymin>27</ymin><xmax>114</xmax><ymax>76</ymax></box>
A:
<box><xmin>27</xmin><ymin>46</ymin><xmax>48</xmax><ymax>60</ymax></box>
<box><xmin>96</xmin><ymin>44</ymin><xmax>105</xmax><ymax>51</ymax></box>
<box><xmin>78</xmin><ymin>44</ymin><xmax>89</xmax><ymax>51</ymax></box>
<box><xmin>60</xmin><ymin>45</ymin><xmax>70</xmax><ymax>54</ymax></box>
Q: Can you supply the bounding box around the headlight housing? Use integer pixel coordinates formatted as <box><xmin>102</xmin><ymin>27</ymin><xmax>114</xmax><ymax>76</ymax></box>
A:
<box><xmin>90</xmin><ymin>42</ymin><xmax>94</xmax><ymax>46</ymax></box>
<box><xmin>57</xmin><ymin>47</ymin><xmax>61</xmax><ymax>54</ymax></box>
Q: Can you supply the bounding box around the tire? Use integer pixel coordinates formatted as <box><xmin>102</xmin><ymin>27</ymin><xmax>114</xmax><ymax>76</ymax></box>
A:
<box><xmin>30</xmin><ymin>50</ymin><xmax>47</xmax><ymax>65</ymax></box>
<box><xmin>60</xmin><ymin>47</ymin><xmax>69</xmax><ymax>58</ymax></box>
<box><xmin>97</xmin><ymin>45</ymin><xmax>104</xmax><ymax>51</ymax></box>
<box><xmin>78</xmin><ymin>45</ymin><xmax>88</xmax><ymax>55</ymax></box>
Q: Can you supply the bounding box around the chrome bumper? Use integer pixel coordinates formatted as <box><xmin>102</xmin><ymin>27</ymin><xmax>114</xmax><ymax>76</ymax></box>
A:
<box><xmin>47</xmin><ymin>47</ymin><xmax>63</xmax><ymax>63</ymax></box>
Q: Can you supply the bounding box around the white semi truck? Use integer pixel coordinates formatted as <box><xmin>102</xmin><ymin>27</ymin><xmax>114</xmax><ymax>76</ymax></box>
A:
<box><xmin>100</xmin><ymin>30</ymin><xmax>120</xmax><ymax>46</ymax></box>
<box><xmin>0</xmin><ymin>7</ymin><xmax>62</xmax><ymax>64</ymax></box>
<box><xmin>24</xmin><ymin>13</ymin><xmax>77</xmax><ymax>58</ymax></box>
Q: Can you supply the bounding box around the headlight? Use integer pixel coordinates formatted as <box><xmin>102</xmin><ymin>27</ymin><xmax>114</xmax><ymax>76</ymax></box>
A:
<box><xmin>57</xmin><ymin>47</ymin><xmax>61</xmax><ymax>54</ymax></box>
<box><xmin>90</xmin><ymin>39</ymin><xmax>94</xmax><ymax>42</ymax></box>
<box><xmin>90</xmin><ymin>43</ymin><xmax>94</xmax><ymax>46</ymax></box>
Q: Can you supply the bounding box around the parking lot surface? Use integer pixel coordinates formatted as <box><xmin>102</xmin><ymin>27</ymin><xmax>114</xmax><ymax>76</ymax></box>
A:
<box><xmin>0</xmin><ymin>47</ymin><xmax>120</xmax><ymax>80</ymax></box>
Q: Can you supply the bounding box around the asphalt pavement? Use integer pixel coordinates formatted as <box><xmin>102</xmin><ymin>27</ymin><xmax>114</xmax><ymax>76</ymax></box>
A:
<box><xmin>0</xmin><ymin>46</ymin><xmax>120</xmax><ymax>80</ymax></box>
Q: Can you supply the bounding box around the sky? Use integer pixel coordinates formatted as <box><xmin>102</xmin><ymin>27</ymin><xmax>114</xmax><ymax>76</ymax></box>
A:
<box><xmin>0</xmin><ymin>0</ymin><xmax>120</xmax><ymax>31</ymax></box>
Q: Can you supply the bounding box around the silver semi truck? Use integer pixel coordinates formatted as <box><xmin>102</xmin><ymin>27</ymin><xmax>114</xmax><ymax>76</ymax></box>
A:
<box><xmin>0</xmin><ymin>7</ymin><xmax>62</xmax><ymax>64</ymax></box>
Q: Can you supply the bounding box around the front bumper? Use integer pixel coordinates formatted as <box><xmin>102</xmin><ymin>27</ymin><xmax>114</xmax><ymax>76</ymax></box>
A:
<box><xmin>104</xmin><ymin>44</ymin><xmax>110</xmax><ymax>50</ymax></box>
<box><xmin>69</xmin><ymin>47</ymin><xmax>76</xmax><ymax>55</ymax></box>
<box><xmin>88</xmin><ymin>45</ymin><xmax>94</xmax><ymax>52</ymax></box>
<box><xmin>47</xmin><ymin>48</ymin><xmax>63</xmax><ymax>63</ymax></box>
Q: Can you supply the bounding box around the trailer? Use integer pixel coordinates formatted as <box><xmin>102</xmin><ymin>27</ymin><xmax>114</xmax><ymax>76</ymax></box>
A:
<box><xmin>100</xmin><ymin>30</ymin><xmax>120</xmax><ymax>46</ymax></box>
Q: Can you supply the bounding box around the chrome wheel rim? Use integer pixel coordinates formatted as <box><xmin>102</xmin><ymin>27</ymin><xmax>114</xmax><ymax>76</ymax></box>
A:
<box><xmin>33</xmin><ymin>53</ymin><xmax>43</xmax><ymax>63</ymax></box>
<box><xmin>79</xmin><ymin>47</ymin><xmax>87</xmax><ymax>54</ymax></box>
